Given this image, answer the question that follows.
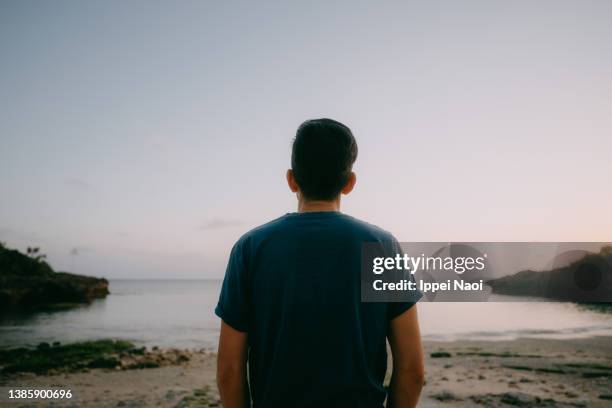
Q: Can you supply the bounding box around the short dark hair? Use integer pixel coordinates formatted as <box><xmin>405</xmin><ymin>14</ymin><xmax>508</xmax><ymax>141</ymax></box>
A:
<box><xmin>291</xmin><ymin>118</ymin><xmax>358</xmax><ymax>201</ymax></box>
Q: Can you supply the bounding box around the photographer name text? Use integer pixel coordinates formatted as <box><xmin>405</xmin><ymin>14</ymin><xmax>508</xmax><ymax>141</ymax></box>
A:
<box><xmin>372</xmin><ymin>278</ymin><xmax>484</xmax><ymax>293</ymax></box>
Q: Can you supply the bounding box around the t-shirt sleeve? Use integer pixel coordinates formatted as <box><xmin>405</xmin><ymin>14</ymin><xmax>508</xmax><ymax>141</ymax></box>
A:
<box><xmin>387</xmin><ymin>238</ymin><xmax>422</xmax><ymax>321</ymax></box>
<box><xmin>387</xmin><ymin>297</ymin><xmax>419</xmax><ymax>320</ymax></box>
<box><xmin>215</xmin><ymin>240</ymin><xmax>250</xmax><ymax>332</ymax></box>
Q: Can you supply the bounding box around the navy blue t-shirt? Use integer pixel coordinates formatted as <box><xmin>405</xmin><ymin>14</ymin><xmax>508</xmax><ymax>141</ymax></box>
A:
<box><xmin>215</xmin><ymin>211</ymin><xmax>418</xmax><ymax>408</ymax></box>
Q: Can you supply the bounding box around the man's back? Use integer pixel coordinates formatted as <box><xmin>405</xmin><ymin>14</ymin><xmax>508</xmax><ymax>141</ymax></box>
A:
<box><xmin>216</xmin><ymin>211</ymin><xmax>417</xmax><ymax>407</ymax></box>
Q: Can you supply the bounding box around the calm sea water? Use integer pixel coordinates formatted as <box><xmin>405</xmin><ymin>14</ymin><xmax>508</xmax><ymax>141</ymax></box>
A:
<box><xmin>1</xmin><ymin>279</ymin><xmax>611</xmax><ymax>349</ymax></box>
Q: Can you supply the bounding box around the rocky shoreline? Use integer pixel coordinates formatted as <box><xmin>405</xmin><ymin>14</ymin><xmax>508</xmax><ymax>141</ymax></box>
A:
<box><xmin>0</xmin><ymin>340</ymin><xmax>200</xmax><ymax>376</ymax></box>
<box><xmin>1</xmin><ymin>337</ymin><xmax>611</xmax><ymax>407</ymax></box>
<box><xmin>422</xmin><ymin>337</ymin><xmax>612</xmax><ymax>407</ymax></box>
<box><xmin>0</xmin><ymin>243</ymin><xmax>109</xmax><ymax>313</ymax></box>
<box><xmin>487</xmin><ymin>247</ymin><xmax>612</xmax><ymax>303</ymax></box>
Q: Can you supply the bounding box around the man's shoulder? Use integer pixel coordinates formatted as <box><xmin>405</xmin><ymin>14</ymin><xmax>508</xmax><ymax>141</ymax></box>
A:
<box><xmin>236</xmin><ymin>213</ymin><xmax>395</xmax><ymax>245</ymax></box>
<box><xmin>340</xmin><ymin>214</ymin><xmax>396</xmax><ymax>241</ymax></box>
<box><xmin>230</xmin><ymin>214</ymin><xmax>288</xmax><ymax>249</ymax></box>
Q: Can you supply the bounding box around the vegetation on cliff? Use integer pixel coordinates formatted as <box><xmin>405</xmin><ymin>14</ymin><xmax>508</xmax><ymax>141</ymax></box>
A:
<box><xmin>487</xmin><ymin>246</ymin><xmax>612</xmax><ymax>305</ymax></box>
<box><xmin>0</xmin><ymin>242</ymin><xmax>109</xmax><ymax>312</ymax></box>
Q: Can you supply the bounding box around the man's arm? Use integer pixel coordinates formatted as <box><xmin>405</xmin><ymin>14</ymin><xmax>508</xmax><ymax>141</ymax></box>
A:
<box><xmin>217</xmin><ymin>321</ymin><xmax>250</xmax><ymax>408</ymax></box>
<box><xmin>387</xmin><ymin>305</ymin><xmax>425</xmax><ymax>408</ymax></box>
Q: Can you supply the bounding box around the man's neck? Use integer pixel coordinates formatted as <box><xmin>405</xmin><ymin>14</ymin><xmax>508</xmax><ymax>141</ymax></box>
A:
<box><xmin>298</xmin><ymin>198</ymin><xmax>340</xmax><ymax>213</ymax></box>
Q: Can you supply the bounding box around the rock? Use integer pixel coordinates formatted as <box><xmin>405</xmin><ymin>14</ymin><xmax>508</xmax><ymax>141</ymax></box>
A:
<box><xmin>564</xmin><ymin>391</ymin><xmax>578</xmax><ymax>398</ymax></box>
<box><xmin>501</xmin><ymin>392</ymin><xmax>541</xmax><ymax>406</ymax></box>
<box><xmin>430</xmin><ymin>351</ymin><xmax>452</xmax><ymax>358</ymax></box>
<box><xmin>430</xmin><ymin>391</ymin><xmax>461</xmax><ymax>402</ymax></box>
<box><xmin>0</xmin><ymin>243</ymin><xmax>109</xmax><ymax>313</ymax></box>
<box><xmin>175</xmin><ymin>387</ymin><xmax>219</xmax><ymax>408</ymax></box>
<box><xmin>471</xmin><ymin>392</ymin><xmax>578</xmax><ymax>407</ymax></box>
<box><xmin>130</xmin><ymin>347</ymin><xmax>146</xmax><ymax>355</ymax></box>
<box><xmin>165</xmin><ymin>390</ymin><xmax>178</xmax><ymax>400</ymax></box>
<box><xmin>129</xmin><ymin>360</ymin><xmax>160</xmax><ymax>369</ymax></box>
<box><xmin>486</xmin><ymin>247</ymin><xmax>612</xmax><ymax>302</ymax></box>
<box><xmin>88</xmin><ymin>356</ymin><xmax>120</xmax><ymax>369</ymax></box>
<box><xmin>582</xmin><ymin>371</ymin><xmax>611</xmax><ymax>378</ymax></box>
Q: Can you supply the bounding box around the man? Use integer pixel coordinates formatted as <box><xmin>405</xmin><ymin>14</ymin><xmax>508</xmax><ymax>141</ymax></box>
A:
<box><xmin>216</xmin><ymin>118</ymin><xmax>424</xmax><ymax>408</ymax></box>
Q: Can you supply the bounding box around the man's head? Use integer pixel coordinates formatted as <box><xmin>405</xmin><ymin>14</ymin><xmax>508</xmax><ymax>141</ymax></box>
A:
<box><xmin>287</xmin><ymin>118</ymin><xmax>358</xmax><ymax>202</ymax></box>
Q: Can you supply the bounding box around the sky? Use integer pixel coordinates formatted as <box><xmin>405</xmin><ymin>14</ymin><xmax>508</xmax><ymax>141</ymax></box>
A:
<box><xmin>1</xmin><ymin>1</ymin><xmax>611</xmax><ymax>279</ymax></box>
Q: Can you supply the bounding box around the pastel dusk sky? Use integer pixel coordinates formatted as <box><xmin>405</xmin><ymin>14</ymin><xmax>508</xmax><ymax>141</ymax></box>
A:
<box><xmin>1</xmin><ymin>1</ymin><xmax>611</xmax><ymax>278</ymax></box>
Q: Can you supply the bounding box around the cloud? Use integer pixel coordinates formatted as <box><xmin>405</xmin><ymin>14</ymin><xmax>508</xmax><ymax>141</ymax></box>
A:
<box><xmin>65</xmin><ymin>177</ymin><xmax>92</xmax><ymax>191</ymax></box>
<box><xmin>198</xmin><ymin>218</ymin><xmax>243</xmax><ymax>230</ymax></box>
<box><xmin>69</xmin><ymin>246</ymin><xmax>95</xmax><ymax>256</ymax></box>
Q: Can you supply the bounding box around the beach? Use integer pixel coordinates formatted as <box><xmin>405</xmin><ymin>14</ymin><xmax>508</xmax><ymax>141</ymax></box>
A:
<box><xmin>421</xmin><ymin>336</ymin><xmax>612</xmax><ymax>407</ymax></box>
<box><xmin>2</xmin><ymin>282</ymin><xmax>611</xmax><ymax>407</ymax></box>
<box><xmin>2</xmin><ymin>336</ymin><xmax>611</xmax><ymax>407</ymax></box>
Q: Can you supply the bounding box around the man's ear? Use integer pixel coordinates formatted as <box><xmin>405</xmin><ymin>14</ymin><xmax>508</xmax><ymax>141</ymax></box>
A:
<box><xmin>341</xmin><ymin>172</ymin><xmax>356</xmax><ymax>195</ymax></box>
<box><xmin>286</xmin><ymin>169</ymin><xmax>299</xmax><ymax>193</ymax></box>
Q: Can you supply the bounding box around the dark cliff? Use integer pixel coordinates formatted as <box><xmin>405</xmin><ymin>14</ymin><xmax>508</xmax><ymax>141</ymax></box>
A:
<box><xmin>486</xmin><ymin>247</ymin><xmax>612</xmax><ymax>303</ymax></box>
<box><xmin>0</xmin><ymin>243</ymin><xmax>109</xmax><ymax>312</ymax></box>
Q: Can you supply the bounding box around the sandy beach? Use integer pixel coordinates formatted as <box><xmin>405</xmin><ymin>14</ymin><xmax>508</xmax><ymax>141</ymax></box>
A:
<box><xmin>420</xmin><ymin>336</ymin><xmax>611</xmax><ymax>407</ymax></box>
<box><xmin>2</xmin><ymin>336</ymin><xmax>611</xmax><ymax>407</ymax></box>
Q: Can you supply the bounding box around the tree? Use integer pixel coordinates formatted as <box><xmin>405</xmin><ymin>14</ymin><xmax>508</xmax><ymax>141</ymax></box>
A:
<box><xmin>26</xmin><ymin>246</ymin><xmax>47</xmax><ymax>262</ymax></box>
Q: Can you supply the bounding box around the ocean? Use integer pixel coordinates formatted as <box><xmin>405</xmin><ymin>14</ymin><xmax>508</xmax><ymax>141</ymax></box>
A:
<box><xmin>1</xmin><ymin>279</ymin><xmax>611</xmax><ymax>349</ymax></box>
